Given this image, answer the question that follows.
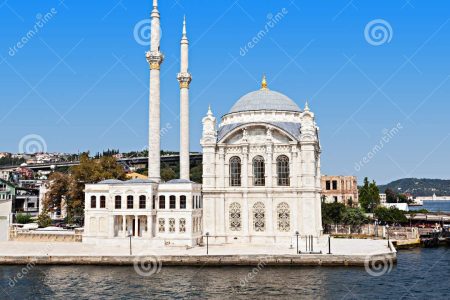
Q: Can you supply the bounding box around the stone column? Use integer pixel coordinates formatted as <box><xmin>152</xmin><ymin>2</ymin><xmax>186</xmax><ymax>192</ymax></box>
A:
<box><xmin>134</xmin><ymin>215</ymin><xmax>139</xmax><ymax>237</ymax></box>
<box><xmin>122</xmin><ymin>215</ymin><xmax>126</xmax><ymax>237</ymax></box>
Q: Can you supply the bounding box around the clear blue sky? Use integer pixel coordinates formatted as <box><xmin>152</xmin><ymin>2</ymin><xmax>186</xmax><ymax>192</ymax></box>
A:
<box><xmin>1</xmin><ymin>0</ymin><xmax>449</xmax><ymax>184</ymax></box>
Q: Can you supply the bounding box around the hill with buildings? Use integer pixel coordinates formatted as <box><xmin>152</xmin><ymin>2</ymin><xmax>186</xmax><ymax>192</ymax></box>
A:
<box><xmin>378</xmin><ymin>178</ymin><xmax>450</xmax><ymax>197</ymax></box>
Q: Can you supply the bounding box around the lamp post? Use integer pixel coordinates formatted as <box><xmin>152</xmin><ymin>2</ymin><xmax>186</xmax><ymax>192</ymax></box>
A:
<box><xmin>205</xmin><ymin>232</ymin><xmax>209</xmax><ymax>255</ymax></box>
<box><xmin>295</xmin><ymin>231</ymin><xmax>299</xmax><ymax>254</ymax></box>
<box><xmin>127</xmin><ymin>229</ymin><xmax>133</xmax><ymax>255</ymax></box>
<box><xmin>386</xmin><ymin>225</ymin><xmax>389</xmax><ymax>247</ymax></box>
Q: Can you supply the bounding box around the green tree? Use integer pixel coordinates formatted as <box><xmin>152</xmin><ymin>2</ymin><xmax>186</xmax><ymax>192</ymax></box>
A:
<box><xmin>385</xmin><ymin>188</ymin><xmax>397</xmax><ymax>203</ymax></box>
<box><xmin>321</xmin><ymin>202</ymin><xmax>346</xmax><ymax>227</ymax></box>
<box><xmin>341</xmin><ymin>208</ymin><xmax>368</xmax><ymax>232</ymax></box>
<box><xmin>374</xmin><ymin>206</ymin><xmax>407</xmax><ymax>224</ymax></box>
<box><xmin>37</xmin><ymin>209</ymin><xmax>52</xmax><ymax>228</ymax></box>
<box><xmin>161</xmin><ymin>167</ymin><xmax>176</xmax><ymax>182</ymax></box>
<box><xmin>358</xmin><ymin>177</ymin><xmax>370</xmax><ymax>212</ymax></box>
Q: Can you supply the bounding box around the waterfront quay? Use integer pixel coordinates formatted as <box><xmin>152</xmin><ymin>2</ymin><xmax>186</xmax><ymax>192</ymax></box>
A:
<box><xmin>0</xmin><ymin>238</ymin><xmax>395</xmax><ymax>267</ymax></box>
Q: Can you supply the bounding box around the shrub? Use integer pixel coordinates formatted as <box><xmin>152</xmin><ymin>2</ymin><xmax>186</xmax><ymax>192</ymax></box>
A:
<box><xmin>16</xmin><ymin>213</ymin><xmax>33</xmax><ymax>224</ymax></box>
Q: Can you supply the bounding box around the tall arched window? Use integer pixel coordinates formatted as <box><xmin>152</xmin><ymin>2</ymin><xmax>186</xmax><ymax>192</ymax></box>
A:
<box><xmin>115</xmin><ymin>196</ymin><xmax>121</xmax><ymax>209</ymax></box>
<box><xmin>139</xmin><ymin>195</ymin><xmax>146</xmax><ymax>209</ymax></box>
<box><xmin>253</xmin><ymin>156</ymin><xmax>265</xmax><ymax>186</ymax></box>
<box><xmin>180</xmin><ymin>195</ymin><xmax>186</xmax><ymax>209</ymax></box>
<box><xmin>127</xmin><ymin>195</ymin><xmax>133</xmax><ymax>209</ymax></box>
<box><xmin>253</xmin><ymin>202</ymin><xmax>265</xmax><ymax>232</ymax></box>
<box><xmin>159</xmin><ymin>195</ymin><xmax>165</xmax><ymax>209</ymax></box>
<box><xmin>277</xmin><ymin>202</ymin><xmax>290</xmax><ymax>232</ymax></box>
<box><xmin>169</xmin><ymin>195</ymin><xmax>176</xmax><ymax>209</ymax></box>
<box><xmin>229</xmin><ymin>202</ymin><xmax>242</xmax><ymax>231</ymax></box>
<box><xmin>277</xmin><ymin>155</ymin><xmax>290</xmax><ymax>186</ymax></box>
<box><xmin>229</xmin><ymin>156</ymin><xmax>241</xmax><ymax>186</ymax></box>
<box><xmin>100</xmin><ymin>196</ymin><xmax>106</xmax><ymax>208</ymax></box>
<box><xmin>90</xmin><ymin>196</ymin><xmax>96</xmax><ymax>208</ymax></box>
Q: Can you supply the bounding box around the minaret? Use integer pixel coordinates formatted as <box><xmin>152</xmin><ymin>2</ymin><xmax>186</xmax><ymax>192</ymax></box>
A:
<box><xmin>146</xmin><ymin>0</ymin><xmax>164</xmax><ymax>182</ymax></box>
<box><xmin>177</xmin><ymin>16</ymin><xmax>192</xmax><ymax>180</ymax></box>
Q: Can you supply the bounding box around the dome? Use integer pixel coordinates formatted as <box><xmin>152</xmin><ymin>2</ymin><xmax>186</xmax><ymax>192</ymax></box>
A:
<box><xmin>228</xmin><ymin>89</ymin><xmax>301</xmax><ymax>114</ymax></box>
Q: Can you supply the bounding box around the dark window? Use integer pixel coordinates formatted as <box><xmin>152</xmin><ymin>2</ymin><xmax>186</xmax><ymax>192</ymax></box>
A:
<box><xmin>139</xmin><ymin>195</ymin><xmax>146</xmax><ymax>209</ymax></box>
<box><xmin>170</xmin><ymin>195</ymin><xmax>176</xmax><ymax>209</ymax></box>
<box><xmin>159</xmin><ymin>195</ymin><xmax>165</xmax><ymax>209</ymax></box>
<box><xmin>326</xmin><ymin>181</ymin><xmax>331</xmax><ymax>190</ymax></box>
<box><xmin>115</xmin><ymin>196</ymin><xmax>121</xmax><ymax>209</ymax></box>
<box><xmin>192</xmin><ymin>196</ymin><xmax>195</xmax><ymax>209</ymax></box>
<box><xmin>100</xmin><ymin>196</ymin><xmax>106</xmax><ymax>208</ymax></box>
<box><xmin>253</xmin><ymin>156</ymin><xmax>265</xmax><ymax>186</ymax></box>
<box><xmin>152</xmin><ymin>195</ymin><xmax>156</xmax><ymax>209</ymax></box>
<box><xmin>127</xmin><ymin>195</ymin><xmax>133</xmax><ymax>209</ymax></box>
<box><xmin>180</xmin><ymin>195</ymin><xmax>186</xmax><ymax>209</ymax></box>
<box><xmin>276</xmin><ymin>155</ymin><xmax>290</xmax><ymax>186</ymax></box>
<box><xmin>90</xmin><ymin>196</ymin><xmax>96</xmax><ymax>208</ymax></box>
<box><xmin>332</xmin><ymin>180</ymin><xmax>338</xmax><ymax>190</ymax></box>
<box><xmin>229</xmin><ymin>156</ymin><xmax>241</xmax><ymax>186</ymax></box>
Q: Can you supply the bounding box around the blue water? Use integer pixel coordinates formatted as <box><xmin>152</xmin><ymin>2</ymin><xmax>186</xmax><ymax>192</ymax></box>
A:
<box><xmin>409</xmin><ymin>200</ymin><xmax>450</xmax><ymax>213</ymax></box>
<box><xmin>0</xmin><ymin>248</ymin><xmax>449</xmax><ymax>299</ymax></box>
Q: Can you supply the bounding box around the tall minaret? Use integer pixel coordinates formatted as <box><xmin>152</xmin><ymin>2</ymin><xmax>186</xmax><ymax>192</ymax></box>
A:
<box><xmin>177</xmin><ymin>16</ymin><xmax>192</xmax><ymax>180</ymax></box>
<box><xmin>146</xmin><ymin>0</ymin><xmax>164</xmax><ymax>182</ymax></box>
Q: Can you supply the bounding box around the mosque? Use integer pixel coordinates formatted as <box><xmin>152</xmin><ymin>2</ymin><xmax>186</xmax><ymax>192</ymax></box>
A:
<box><xmin>83</xmin><ymin>0</ymin><xmax>322</xmax><ymax>247</ymax></box>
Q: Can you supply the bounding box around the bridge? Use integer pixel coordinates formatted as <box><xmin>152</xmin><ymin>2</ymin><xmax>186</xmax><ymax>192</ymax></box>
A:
<box><xmin>0</xmin><ymin>154</ymin><xmax>203</xmax><ymax>172</ymax></box>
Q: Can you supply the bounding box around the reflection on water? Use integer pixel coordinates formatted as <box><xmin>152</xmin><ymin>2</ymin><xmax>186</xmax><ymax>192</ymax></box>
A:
<box><xmin>409</xmin><ymin>200</ymin><xmax>450</xmax><ymax>213</ymax></box>
<box><xmin>1</xmin><ymin>248</ymin><xmax>449</xmax><ymax>299</ymax></box>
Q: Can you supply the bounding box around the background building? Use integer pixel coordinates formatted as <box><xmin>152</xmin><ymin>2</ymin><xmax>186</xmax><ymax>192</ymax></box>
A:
<box><xmin>321</xmin><ymin>175</ymin><xmax>358</xmax><ymax>206</ymax></box>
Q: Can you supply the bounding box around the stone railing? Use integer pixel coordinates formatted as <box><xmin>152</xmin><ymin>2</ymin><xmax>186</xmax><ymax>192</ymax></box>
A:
<box><xmin>9</xmin><ymin>228</ymin><xmax>83</xmax><ymax>243</ymax></box>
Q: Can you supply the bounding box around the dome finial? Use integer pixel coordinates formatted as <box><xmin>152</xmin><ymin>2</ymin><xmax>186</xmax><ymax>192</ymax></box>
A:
<box><xmin>304</xmin><ymin>101</ymin><xmax>310</xmax><ymax>111</ymax></box>
<box><xmin>261</xmin><ymin>74</ymin><xmax>268</xmax><ymax>90</ymax></box>
<box><xmin>207</xmin><ymin>104</ymin><xmax>213</xmax><ymax>116</ymax></box>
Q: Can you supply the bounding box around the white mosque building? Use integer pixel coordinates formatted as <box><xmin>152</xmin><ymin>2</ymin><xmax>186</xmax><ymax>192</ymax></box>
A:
<box><xmin>83</xmin><ymin>0</ymin><xmax>322</xmax><ymax>248</ymax></box>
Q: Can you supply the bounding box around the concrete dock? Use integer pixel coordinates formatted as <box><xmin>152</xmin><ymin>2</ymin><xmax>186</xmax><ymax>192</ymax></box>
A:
<box><xmin>0</xmin><ymin>238</ymin><xmax>396</xmax><ymax>266</ymax></box>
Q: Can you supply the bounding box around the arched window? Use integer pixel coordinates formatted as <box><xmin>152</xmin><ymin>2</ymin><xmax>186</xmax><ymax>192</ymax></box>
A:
<box><xmin>127</xmin><ymin>195</ymin><xmax>133</xmax><ymax>209</ymax></box>
<box><xmin>180</xmin><ymin>195</ymin><xmax>186</xmax><ymax>209</ymax></box>
<box><xmin>253</xmin><ymin>202</ymin><xmax>265</xmax><ymax>232</ymax></box>
<box><xmin>229</xmin><ymin>156</ymin><xmax>241</xmax><ymax>186</ymax></box>
<box><xmin>139</xmin><ymin>195</ymin><xmax>146</xmax><ymax>209</ymax></box>
<box><xmin>159</xmin><ymin>195</ymin><xmax>165</xmax><ymax>209</ymax></box>
<box><xmin>115</xmin><ymin>196</ymin><xmax>121</xmax><ymax>209</ymax></box>
<box><xmin>277</xmin><ymin>202</ymin><xmax>290</xmax><ymax>232</ymax></box>
<box><xmin>169</xmin><ymin>195</ymin><xmax>176</xmax><ymax>209</ymax></box>
<box><xmin>100</xmin><ymin>196</ymin><xmax>106</xmax><ymax>208</ymax></box>
<box><xmin>229</xmin><ymin>202</ymin><xmax>242</xmax><ymax>231</ymax></box>
<box><xmin>90</xmin><ymin>196</ymin><xmax>96</xmax><ymax>208</ymax></box>
<box><xmin>253</xmin><ymin>156</ymin><xmax>265</xmax><ymax>186</ymax></box>
<box><xmin>277</xmin><ymin>155</ymin><xmax>290</xmax><ymax>186</ymax></box>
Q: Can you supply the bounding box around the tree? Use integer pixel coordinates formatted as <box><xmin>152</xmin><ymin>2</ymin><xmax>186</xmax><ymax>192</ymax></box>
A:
<box><xmin>161</xmin><ymin>166</ymin><xmax>176</xmax><ymax>182</ymax></box>
<box><xmin>43</xmin><ymin>153</ymin><xmax>126</xmax><ymax>224</ymax></box>
<box><xmin>369</xmin><ymin>180</ymin><xmax>380</xmax><ymax>210</ymax></box>
<box><xmin>190</xmin><ymin>164</ymin><xmax>202</xmax><ymax>183</ymax></box>
<box><xmin>341</xmin><ymin>208</ymin><xmax>367</xmax><ymax>232</ymax></box>
<box><xmin>37</xmin><ymin>209</ymin><xmax>52</xmax><ymax>228</ymax></box>
<box><xmin>374</xmin><ymin>206</ymin><xmax>407</xmax><ymax>224</ymax></box>
<box><xmin>321</xmin><ymin>202</ymin><xmax>346</xmax><ymax>227</ymax></box>
<box><xmin>358</xmin><ymin>177</ymin><xmax>371</xmax><ymax>212</ymax></box>
<box><xmin>385</xmin><ymin>188</ymin><xmax>397</xmax><ymax>203</ymax></box>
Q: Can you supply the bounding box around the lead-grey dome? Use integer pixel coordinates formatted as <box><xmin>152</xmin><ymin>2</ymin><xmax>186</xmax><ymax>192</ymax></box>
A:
<box><xmin>229</xmin><ymin>89</ymin><xmax>300</xmax><ymax>114</ymax></box>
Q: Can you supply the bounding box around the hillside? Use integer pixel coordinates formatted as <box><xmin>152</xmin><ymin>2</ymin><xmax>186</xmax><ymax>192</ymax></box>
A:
<box><xmin>378</xmin><ymin>178</ymin><xmax>450</xmax><ymax>197</ymax></box>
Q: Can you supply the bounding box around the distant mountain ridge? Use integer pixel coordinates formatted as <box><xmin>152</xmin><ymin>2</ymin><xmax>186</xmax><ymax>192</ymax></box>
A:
<box><xmin>378</xmin><ymin>178</ymin><xmax>450</xmax><ymax>197</ymax></box>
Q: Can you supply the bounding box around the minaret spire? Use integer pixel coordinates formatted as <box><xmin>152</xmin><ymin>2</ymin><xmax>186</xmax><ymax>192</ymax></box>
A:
<box><xmin>177</xmin><ymin>16</ymin><xmax>192</xmax><ymax>181</ymax></box>
<box><xmin>146</xmin><ymin>0</ymin><xmax>164</xmax><ymax>182</ymax></box>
